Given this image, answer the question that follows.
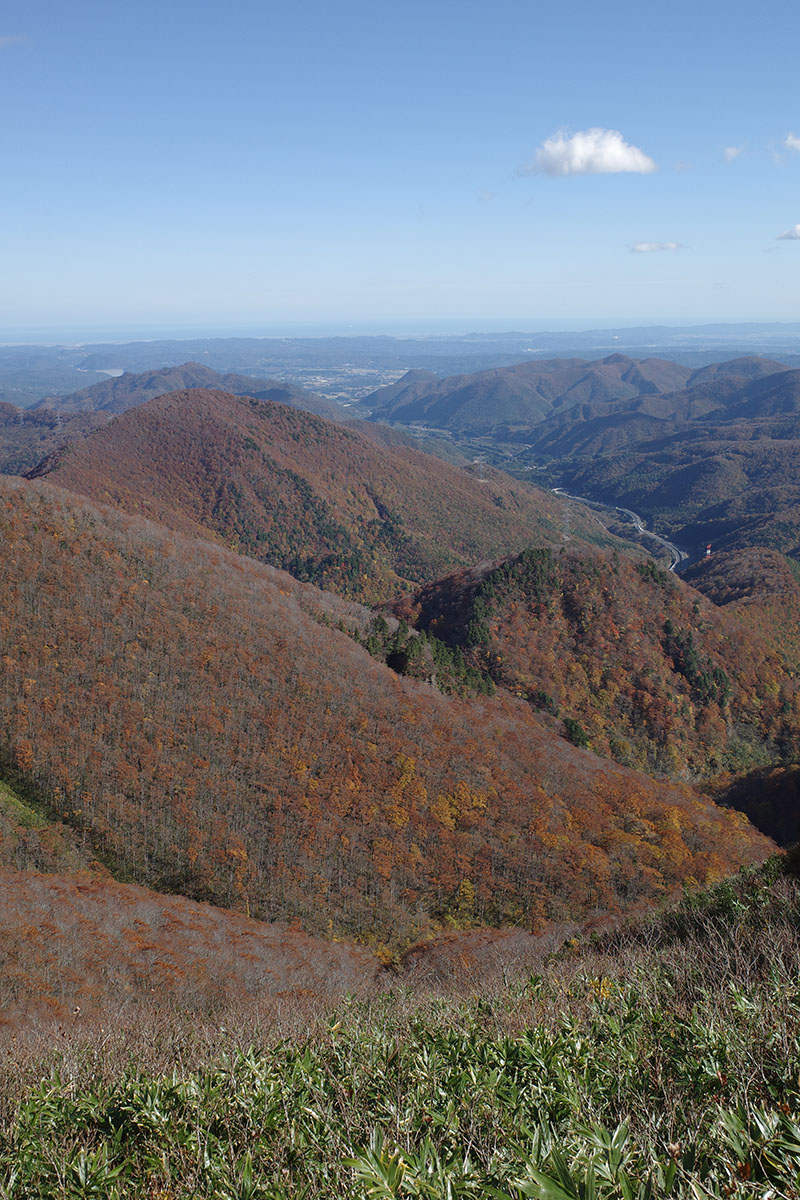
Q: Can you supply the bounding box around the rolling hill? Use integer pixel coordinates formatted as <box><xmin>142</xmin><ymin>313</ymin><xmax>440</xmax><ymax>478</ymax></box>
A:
<box><xmin>28</xmin><ymin>387</ymin><xmax>619</xmax><ymax>602</ymax></box>
<box><xmin>387</xmin><ymin>542</ymin><xmax>800</xmax><ymax>781</ymax></box>
<box><xmin>0</xmin><ymin>478</ymin><xmax>769</xmax><ymax>950</ymax></box>
<box><xmin>553</xmin><ymin>433</ymin><xmax>800</xmax><ymax>560</ymax></box>
<box><xmin>0</xmin><ymin>364</ymin><xmax>343</xmax><ymax>478</ymax></box>
<box><xmin>527</xmin><ymin>367</ymin><xmax>800</xmax><ymax>463</ymax></box>
<box><xmin>5</xmin><ymin>349</ymin><xmax>799</xmax><ymax>1035</ymax></box>
<box><xmin>362</xmin><ymin>354</ymin><xmax>695</xmax><ymax>435</ymax></box>
<box><xmin>363</xmin><ymin>354</ymin><xmax>789</xmax><ymax>437</ymax></box>
<box><xmin>506</xmin><ymin>366</ymin><xmax>800</xmax><ymax>561</ymax></box>
<box><xmin>33</xmin><ymin>361</ymin><xmax>343</xmax><ymax>420</ymax></box>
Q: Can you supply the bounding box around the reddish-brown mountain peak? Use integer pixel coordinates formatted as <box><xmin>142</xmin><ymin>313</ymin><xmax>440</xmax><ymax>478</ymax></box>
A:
<box><xmin>30</xmin><ymin>387</ymin><xmax>603</xmax><ymax>602</ymax></box>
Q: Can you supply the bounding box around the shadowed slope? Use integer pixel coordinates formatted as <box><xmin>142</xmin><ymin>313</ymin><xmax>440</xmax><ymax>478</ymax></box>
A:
<box><xmin>518</xmin><ymin>368</ymin><xmax>800</xmax><ymax>560</ymax></box>
<box><xmin>0</xmin><ymin>403</ymin><xmax>108</xmax><ymax>476</ymax></box>
<box><xmin>360</xmin><ymin>354</ymin><xmax>800</xmax><ymax>563</ymax></box>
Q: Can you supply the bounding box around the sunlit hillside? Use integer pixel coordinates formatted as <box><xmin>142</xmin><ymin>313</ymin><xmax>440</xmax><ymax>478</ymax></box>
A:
<box><xmin>31</xmin><ymin>386</ymin><xmax>617</xmax><ymax>602</ymax></box>
<box><xmin>0</xmin><ymin>479</ymin><xmax>769</xmax><ymax>952</ymax></box>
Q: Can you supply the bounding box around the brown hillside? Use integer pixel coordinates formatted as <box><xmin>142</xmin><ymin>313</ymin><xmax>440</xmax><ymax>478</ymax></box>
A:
<box><xmin>389</xmin><ymin>544</ymin><xmax>800</xmax><ymax>780</ymax></box>
<box><xmin>0</xmin><ymin>870</ymin><xmax>383</xmax><ymax>1027</ymax></box>
<box><xmin>0</xmin><ymin>479</ymin><xmax>770</xmax><ymax>948</ymax></box>
<box><xmin>0</xmin><ymin>404</ymin><xmax>107</xmax><ymax>476</ymax></box>
<box><xmin>682</xmin><ymin>548</ymin><xmax>800</xmax><ymax>680</ymax></box>
<box><xmin>30</xmin><ymin>387</ymin><xmax>608</xmax><ymax>602</ymax></box>
<box><xmin>683</xmin><ymin>545</ymin><xmax>800</xmax><ymax>608</ymax></box>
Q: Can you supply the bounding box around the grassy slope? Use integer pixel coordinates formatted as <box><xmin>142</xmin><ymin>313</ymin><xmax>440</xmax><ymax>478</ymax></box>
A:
<box><xmin>1</xmin><ymin>857</ymin><xmax>799</xmax><ymax>1197</ymax></box>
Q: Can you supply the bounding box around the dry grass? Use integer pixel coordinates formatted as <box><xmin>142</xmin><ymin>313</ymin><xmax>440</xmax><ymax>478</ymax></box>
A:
<box><xmin>1</xmin><ymin>859</ymin><xmax>798</xmax><ymax>1196</ymax></box>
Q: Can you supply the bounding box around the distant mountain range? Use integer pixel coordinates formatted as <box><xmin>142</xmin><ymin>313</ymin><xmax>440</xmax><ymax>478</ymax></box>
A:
<box><xmin>3</xmin><ymin>323</ymin><xmax>799</xmax><ymax>408</ymax></box>
<box><xmin>361</xmin><ymin>354</ymin><xmax>788</xmax><ymax>436</ymax></box>
<box><xmin>361</xmin><ymin>354</ymin><xmax>695</xmax><ymax>433</ymax></box>
<box><xmin>543</xmin><ymin>367</ymin><xmax>800</xmax><ymax>559</ymax></box>
<box><xmin>33</xmin><ymin>361</ymin><xmax>343</xmax><ymax>420</ymax></box>
<box><xmin>357</xmin><ymin>353</ymin><xmax>800</xmax><ymax>563</ymax></box>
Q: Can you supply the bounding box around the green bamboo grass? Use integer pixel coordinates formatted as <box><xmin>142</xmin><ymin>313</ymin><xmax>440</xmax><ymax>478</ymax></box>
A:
<box><xmin>2</xmin><ymin>859</ymin><xmax>799</xmax><ymax>1198</ymax></box>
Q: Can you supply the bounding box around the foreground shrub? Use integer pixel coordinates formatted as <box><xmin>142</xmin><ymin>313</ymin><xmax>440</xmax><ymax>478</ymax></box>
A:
<box><xmin>2</xmin><ymin>860</ymin><xmax>800</xmax><ymax>1198</ymax></box>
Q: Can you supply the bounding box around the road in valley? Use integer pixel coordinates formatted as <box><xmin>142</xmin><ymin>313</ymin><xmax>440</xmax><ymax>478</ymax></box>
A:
<box><xmin>552</xmin><ymin>488</ymin><xmax>689</xmax><ymax>572</ymax></box>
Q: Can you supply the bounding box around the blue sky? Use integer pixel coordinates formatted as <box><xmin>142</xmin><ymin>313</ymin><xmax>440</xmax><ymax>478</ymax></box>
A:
<box><xmin>2</xmin><ymin>0</ymin><xmax>799</xmax><ymax>334</ymax></box>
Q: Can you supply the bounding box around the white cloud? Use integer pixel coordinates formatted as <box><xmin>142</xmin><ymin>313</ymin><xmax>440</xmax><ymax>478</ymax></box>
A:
<box><xmin>630</xmin><ymin>241</ymin><xmax>682</xmax><ymax>253</ymax></box>
<box><xmin>786</xmin><ymin>133</ymin><xmax>800</xmax><ymax>152</ymax></box>
<box><xmin>0</xmin><ymin>35</ymin><xmax>26</xmax><ymax>48</ymax></box>
<box><xmin>723</xmin><ymin>146</ymin><xmax>742</xmax><ymax>161</ymax></box>
<box><xmin>523</xmin><ymin>128</ymin><xmax>657</xmax><ymax>176</ymax></box>
<box><xmin>778</xmin><ymin>224</ymin><xmax>800</xmax><ymax>240</ymax></box>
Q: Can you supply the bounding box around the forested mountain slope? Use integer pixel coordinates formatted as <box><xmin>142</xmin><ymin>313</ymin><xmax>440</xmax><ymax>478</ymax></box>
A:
<box><xmin>364</xmin><ymin>354</ymin><xmax>788</xmax><ymax>436</ymax></box>
<box><xmin>504</xmin><ymin>367</ymin><xmax>800</xmax><ymax>561</ymax></box>
<box><xmin>362</xmin><ymin>354</ymin><xmax>695</xmax><ymax>434</ymax></box>
<box><xmin>0</xmin><ymin>869</ymin><xmax>383</xmax><ymax>1026</ymax></box>
<box><xmin>0</xmin><ymin>403</ymin><xmax>108</xmax><ymax>476</ymax></box>
<box><xmin>555</xmin><ymin>430</ymin><xmax>800</xmax><ymax>559</ymax></box>
<box><xmin>29</xmin><ymin>388</ymin><xmax>613</xmax><ymax>602</ymax></box>
<box><xmin>0</xmin><ymin>776</ymin><xmax>98</xmax><ymax>877</ymax></box>
<box><xmin>0</xmin><ymin>480</ymin><xmax>769</xmax><ymax>949</ymax></box>
<box><xmin>389</xmin><ymin>543</ymin><xmax>800</xmax><ymax>779</ymax></box>
<box><xmin>0</xmin><ymin>366</ymin><xmax>343</xmax><ymax>477</ymax></box>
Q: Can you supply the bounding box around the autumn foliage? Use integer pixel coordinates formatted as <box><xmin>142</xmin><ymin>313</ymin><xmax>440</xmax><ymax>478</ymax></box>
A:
<box><xmin>0</xmin><ymin>478</ymin><xmax>770</xmax><ymax>950</ymax></box>
<box><xmin>0</xmin><ymin>869</ymin><xmax>383</xmax><ymax>1026</ymax></box>
<box><xmin>390</xmin><ymin>542</ymin><xmax>800</xmax><ymax>781</ymax></box>
<box><xmin>32</xmin><ymin>387</ymin><xmax>609</xmax><ymax>602</ymax></box>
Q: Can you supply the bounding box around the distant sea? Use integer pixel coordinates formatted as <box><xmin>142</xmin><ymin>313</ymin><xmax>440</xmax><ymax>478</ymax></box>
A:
<box><xmin>3</xmin><ymin>318</ymin><xmax>800</xmax><ymax>347</ymax></box>
<box><xmin>0</xmin><ymin>319</ymin><xmax>612</xmax><ymax>344</ymax></box>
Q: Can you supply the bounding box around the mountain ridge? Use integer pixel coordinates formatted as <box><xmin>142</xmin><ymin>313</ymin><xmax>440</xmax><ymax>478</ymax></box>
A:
<box><xmin>0</xmin><ymin>476</ymin><xmax>769</xmax><ymax>949</ymax></box>
<box><xmin>387</xmin><ymin>541</ymin><xmax>800</xmax><ymax>780</ymax></box>
<box><xmin>29</xmin><ymin>386</ymin><xmax>620</xmax><ymax>601</ymax></box>
<box><xmin>32</xmin><ymin>361</ymin><xmax>343</xmax><ymax>420</ymax></box>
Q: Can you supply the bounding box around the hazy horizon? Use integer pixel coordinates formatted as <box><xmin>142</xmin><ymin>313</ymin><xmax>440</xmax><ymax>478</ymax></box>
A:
<box><xmin>2</xmin><ymin>0</ymin><xmax>798</xmax><ymax>333</ymax></box>
<box><xmin>4</xmin><ymin>316</ymin><xmax>800</xmax><ymax>349</ymax></box>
